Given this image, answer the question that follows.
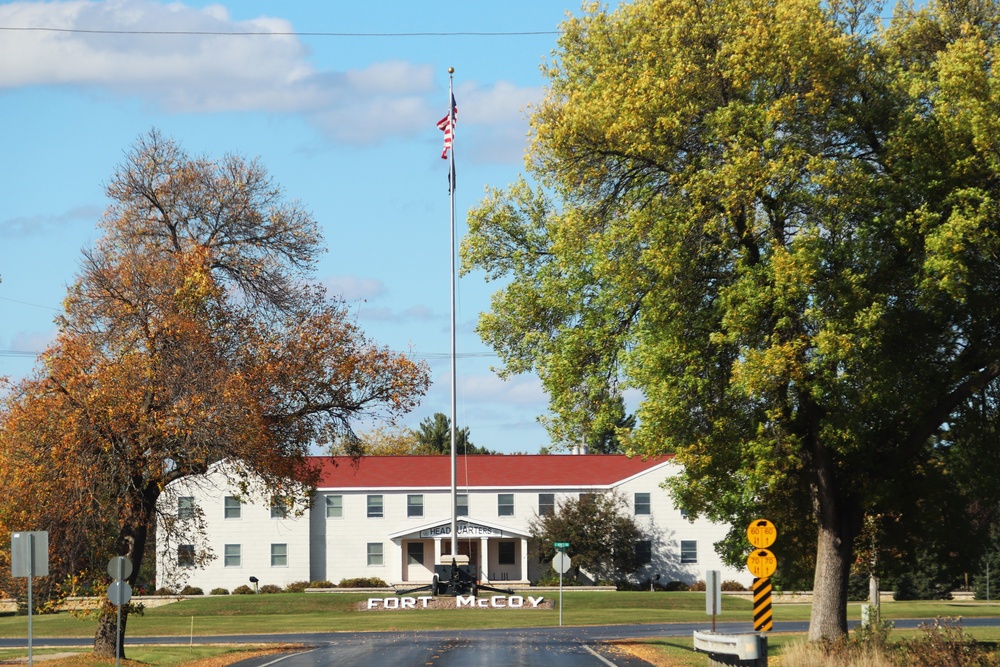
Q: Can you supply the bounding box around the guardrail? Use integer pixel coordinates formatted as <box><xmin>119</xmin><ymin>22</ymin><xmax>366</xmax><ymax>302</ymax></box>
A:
<box><xmin>693</xmin><ymin>631</ymin><xmax>768</xmax><ymax>666</ymax></box>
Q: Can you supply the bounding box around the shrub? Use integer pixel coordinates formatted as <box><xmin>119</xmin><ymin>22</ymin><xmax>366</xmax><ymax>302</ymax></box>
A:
<box><xmin>901</xmin><ymin>618</ymin><xmax>990</xmax><ymax>667</ymax></box>
<box><xmin>310</xmin><ymin>580</ymin><xmax>335</xmax><ymax>589</ymax></box>
<box><xmin>337</xmin><ymin>577</ymin><xmax>388</xmax><ymax>588</ymax></box>
<box><xmin>259</xmin><ymin>584</ymin><xmax>283</xmax><ymax>594</ymax></box>
<box><xmin>662</xmin><ymin>580</ymin><xmax>688</xmax><ymax>591</ymax></box>
<box><xmin>209</xmin><ymin>588</ymin><xmax>229</xmax><ymax>596</ymax></box>
<box><xmin>688</xmin><ymin>580</ymin><xmax>706</xmax><ymax>591</ymax></box>
<box><xmin>721</xmin><ymin>580</ymin><xmax>746</xmax><ymax>591</ymax></box>
<box><xmin>179</xmin><ymin>586</ymin><xmax>203</xmax><ymax>595</ymax></box>
<box><xmin>285</xmin><ymin>581</ymin><xmax>310</xmax><ymax>593</ymax></box>
<box><xmin>232</xmin><ymin>585</ymin><xmax>255</xmax><ymax>595</ymax></box>
<box><xmin>153</xmin><ymin>587</ymin><xmax>175</xmax><ymax>596</ymax></box>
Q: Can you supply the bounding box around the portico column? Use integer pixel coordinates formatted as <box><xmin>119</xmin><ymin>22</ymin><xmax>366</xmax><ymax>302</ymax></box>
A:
<box><xmin>520</xmin><ymin>538</ymin><xmax>529</xmax><ymax>582</ymax></box>
<box><xmin>480</xmin><ymin>537</ymin><xmax>489</xmax><ymax>580</ymax></box>
<box><xmin>434</xmin><ymin>537</ymin><xmax>442</xmax><ymax>564</ymax></box>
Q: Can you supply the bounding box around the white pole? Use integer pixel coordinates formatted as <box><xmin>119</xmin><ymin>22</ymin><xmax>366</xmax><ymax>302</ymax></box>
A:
<box><xmin>447</xmin><ymin>66</ymin><xmax>458</xmax><ymax>565</ymax></box>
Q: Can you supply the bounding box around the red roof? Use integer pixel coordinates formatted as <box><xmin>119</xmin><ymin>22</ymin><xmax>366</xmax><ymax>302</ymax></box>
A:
<box><xmin>307</xmin><ymin>454</ymin><xmax>673</xmax><ymax>490</ymax></box>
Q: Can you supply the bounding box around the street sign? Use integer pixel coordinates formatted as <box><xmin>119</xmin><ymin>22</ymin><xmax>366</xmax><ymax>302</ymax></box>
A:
<box><xmin>554</xmin><ymin>542</ymin><xmax>570</xmax><ymax>550</ymax></box>
<box><xmin>107</xmin><ymin>557</ymin><xmax>133</xmax><ymax>581</ymax></box>
<box><xmin>552</xmin><ymin>551</ymin><xmax>572</xmax><ymax>574</ymax></box>
<box><xmin>746</xmin><ymin>519</ymin><xmax>777</xmax><ymax>549</ymax></box>
<box><xmin>705</xmin><ymin>570</ymin><xmax>721</xmax><ymax>617</ymax></box>
<box><xmin>746</xmin><ymin>549</ymin><xmax>777</xmax><ymax>578</ymax></box>
<box><xmin>11</xmin><ymin>532</ymin><xmax>49</xmax><ymax>578</ymax></box>
<box><xmin>107</xmin><ymin>581</ymin><xmax>133</xmax><ymax>606</ymax></box>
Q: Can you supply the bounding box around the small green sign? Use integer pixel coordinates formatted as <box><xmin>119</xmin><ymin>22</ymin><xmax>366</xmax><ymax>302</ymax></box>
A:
<box><xmin>554</xmin><ymin>542</ymin><xmax>570</xmax><ymax>550</ymax></box>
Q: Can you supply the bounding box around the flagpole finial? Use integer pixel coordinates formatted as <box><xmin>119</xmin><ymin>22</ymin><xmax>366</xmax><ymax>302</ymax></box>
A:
<box><xmin>448</xmin><ymin>66</ymin><xmax>454</xmax><ymax>74</ymax></box>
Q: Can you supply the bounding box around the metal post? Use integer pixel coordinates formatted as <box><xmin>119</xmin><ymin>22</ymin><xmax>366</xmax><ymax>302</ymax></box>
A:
<box><xmin>447</xmin><ymin>66</ymin><xmax>458</xmax><ymax>564</ymax></box>
<box><xmin>115</xmin><ymin>557</ymin><xmax>123</xmax><ymax>667</ymax></box>
<box><xmin>559</xmin><ymin>565</ymin><xmax>563</xmax><ymax>627</ymax></box>
<box><xmin>27</xmin><ymin>534</ymin><xmax>33</xmax><ymax>667</ymax></box>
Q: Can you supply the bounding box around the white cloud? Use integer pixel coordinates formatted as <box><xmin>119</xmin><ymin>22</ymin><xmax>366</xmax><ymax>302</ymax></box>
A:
<box><xmin>0</xmin><ymin>206</ymin><xmax>101</xmax><ymax>238</ymax></box>
<box><xmin>321</xmin><ymin>275</ymin><xmax>386</xmax><ymax>301</ymax></box>
<box><xmin>9</xmin><ymin>328</ymin><xmax>57</xmax><ymax>354</ymax></box>
<box><xmin>0</xmin><ymin>1</ymin><xmax>541</xmax><ymax>154</ymax></box>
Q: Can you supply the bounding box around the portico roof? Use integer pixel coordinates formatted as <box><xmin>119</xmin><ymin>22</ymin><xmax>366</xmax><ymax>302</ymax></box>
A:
<box><xmin>388</xmin><ymin>516</ymin><xmax>531</xmax><ymax>540</ymax></box>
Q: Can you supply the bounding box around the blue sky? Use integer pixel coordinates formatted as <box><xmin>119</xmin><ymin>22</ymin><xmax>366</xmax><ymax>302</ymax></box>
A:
<box><xmin>0</xmin><ymin>0</ymin><xmax>584</xmax><ymax>454</ymax></box>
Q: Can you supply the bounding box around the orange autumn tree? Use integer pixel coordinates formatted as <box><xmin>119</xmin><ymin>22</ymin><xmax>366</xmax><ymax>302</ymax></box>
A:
<box><xmin>0</xmin><ymin>130</ymin><xmax>429</xmax><ymax>657</ymax></box>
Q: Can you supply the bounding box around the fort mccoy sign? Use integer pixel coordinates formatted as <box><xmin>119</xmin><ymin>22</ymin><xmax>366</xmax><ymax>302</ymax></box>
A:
<box><xmin>365</xmin><ymin>595</ymin><xmax>548</xmax><ymax>611</ymax></box>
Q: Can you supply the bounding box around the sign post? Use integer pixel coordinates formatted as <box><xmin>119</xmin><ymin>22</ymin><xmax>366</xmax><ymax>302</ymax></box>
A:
<box><xmin>746</xmin><ymin>519</ymin><xmax>776</xmax><ymax>632</ymax></box>
<box><xmin>705</xmin><ymin>570</ymin><xmax>721</xmax><ymax>632</ymax></box>
<box><xmin>552</xmin><ymin>543</ymin><xmax>571</xmax><ymax>628</ymax></box>
<box><xmin>12</xmin><ymin>531</ymin><xmax>49</xmax><ymax>667</ymax></box>
<box><xmin>107</xmin><ymin>556</ymin><xmax>133</xmax><ymax>667</ymax></box>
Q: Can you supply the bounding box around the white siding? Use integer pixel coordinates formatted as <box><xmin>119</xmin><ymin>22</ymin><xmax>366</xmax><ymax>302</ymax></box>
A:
<box><xmin>156</xmin><ymin>458</ymin><xmax>752</xmax><ymax>592</ymax></box>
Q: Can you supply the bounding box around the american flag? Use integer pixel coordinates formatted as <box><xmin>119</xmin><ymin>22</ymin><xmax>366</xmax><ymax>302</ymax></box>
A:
<box><xmin>437</xmin><ymin>93</ymin><xmax>457</xmax><ymax>159</ymax></box>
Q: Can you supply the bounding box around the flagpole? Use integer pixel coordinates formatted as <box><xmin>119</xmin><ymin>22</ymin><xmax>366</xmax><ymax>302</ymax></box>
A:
<box><xmin>447</xmin><ymin>67</ymin><xmax>458</xmax><ymax>564</ymax></box>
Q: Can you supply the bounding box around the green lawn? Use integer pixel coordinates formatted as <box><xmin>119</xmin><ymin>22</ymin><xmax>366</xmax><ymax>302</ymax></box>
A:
<box><xmin>3</xmin><ymin>592</ymin><xmax>1000</xmax><ymax>639</ymax></box>
<box><xmin>4</xmin><ymin>594</ymin><xmax>1000</xmax><ymax>667</ymax></box>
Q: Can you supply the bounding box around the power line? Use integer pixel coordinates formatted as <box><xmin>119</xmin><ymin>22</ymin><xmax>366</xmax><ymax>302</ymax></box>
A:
<box><xmin>0</xmin><ymin>26</ymin><xmax>560</xmax><ymax>37</ymax></box>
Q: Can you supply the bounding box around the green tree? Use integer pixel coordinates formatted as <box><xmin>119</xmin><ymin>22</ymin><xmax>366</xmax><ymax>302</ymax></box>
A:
<box><xmin>462</xmin><ymin>0</ymin><xmax>1000</xmax><ymax>639</ymax></box>
<box><xmin>414</xmin><ymin>412</ymin><xmax>495</xmax><ymax>455</ymax></box>
<box><xmin>0</xmin><ymin>131</ymin><xmax>429</xmax><ymax>656</ymax></box>
<box><xmin>529</xmin><ymin>492</ymin><xmax>643</xmax><ymax>583</ymax></box>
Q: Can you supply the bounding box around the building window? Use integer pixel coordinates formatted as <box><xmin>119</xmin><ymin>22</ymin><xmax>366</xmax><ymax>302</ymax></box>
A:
<box><xmin>270</xmin><ymin>500</ymin><xmax>288</xmax><ymax>519</ymax></box>
<box><xmin>177</xmin><ymin>497</ymin><xmax>195</xmax><ymax>519</ymax></box>
<box><xmin>407</xmin><ymin>542</ymin><xmax>424</xmax><ymax>566</ymax></box>
<box><xmin>224</xmin><ymin>544</ymin><xmax>241</xmax><ymax>567</ymax></box>
<box><xmin>367</xmin><ymin>495</ymin><xmax>384</xmax><ymax>518</ymax></box>
<box><xmin>538</xmin><ymin>493</ymin><xmax>555</xmax><ymax>516</ymax></box>
<box><xmin>456</xmin><ymin>494</ymin><xmax>469</xmax><ymax>517</ymax></box>
<box><xmin>271</xmin><ymin>543</ymin><xmax>288</xmax><ymax>567</ymax></box>
<box><xmin>636</xmin><ymin>540</ymin><xmax>652</xmax><ymax>565</ymax></box>
<box><xmin>498</xmin><ymin>541</ymin><xmax>516</xmax><ymax>565</ymax></box>
<box><xmin>326</xmin><ymin>495</ymin><xmax>343</xmax><ymax>519</ymax></box>
<box><xmin>407</xmin><ymin>494</ymin><xmax>424</xmax><ymax>518</ymax></box>
<box><xmin>498</xmin><ymin>493</ymin><xmax>514</xmax><ymax>517</ymax></box>
<box><xmin>367</xmin><ymin>542</ymin><xmax>384</xmax><ymax>566</ymax></box>
<box><xmin>224</xmin><ymin>496</ymin><xmax>241</xmax><ymax>519</ymax></box>
<box><xmin>634</xmin><ymin>493</ymin><xmax>651</xmax><ymax>516</ymax></box>
<box><xmin>178</xmin><ymin>545</ymin><xmax>195</xmax><ymax>567</ymax></box>
<box><xmin>681</xmin><ymin>540</ymin><xmax>698</xmax><ymax>564</ymax></box>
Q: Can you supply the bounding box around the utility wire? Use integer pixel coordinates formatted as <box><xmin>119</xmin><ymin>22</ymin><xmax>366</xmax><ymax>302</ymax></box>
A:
<box><xmin>0</xmin><ymin>26</ymin><xmax>560</xmax><ymax>37</ymax></box>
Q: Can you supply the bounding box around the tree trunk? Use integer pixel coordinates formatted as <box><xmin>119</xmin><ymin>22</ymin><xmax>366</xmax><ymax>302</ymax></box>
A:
<box><xmin>805</xmin><ymin>412</ymin><xmax>859</xmax><ymax>641</ymax></box>
<box><xmin>808</xmin><ymin>518</ymin><xmax>854</xmax><ymax>640</ymax></box>
<box><xmin>93</xmin><ymin>487</ymin><xmax>156</xmax><ymax>658</ymax></box>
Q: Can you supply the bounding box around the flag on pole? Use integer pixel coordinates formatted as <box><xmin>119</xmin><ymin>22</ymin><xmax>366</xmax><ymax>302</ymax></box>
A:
<box><xmin>437</xmin><ymin>93</ymin><xmax>457</xmax><ymax>159</ymax></box>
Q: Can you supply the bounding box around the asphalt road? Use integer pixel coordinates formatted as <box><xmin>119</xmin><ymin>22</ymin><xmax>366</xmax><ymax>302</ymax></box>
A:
<box><xmin>7</xmin><ymin>618</ymin><xmax>1000</xmax><ymax>666</ymax></box>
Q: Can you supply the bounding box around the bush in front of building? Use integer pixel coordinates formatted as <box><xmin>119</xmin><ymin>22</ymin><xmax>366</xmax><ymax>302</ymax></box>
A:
<box><xmin>337</xmin><ymin>577</ymin><xmax>388</xmax><ymax>588</ymax></box>
<box><xmin>688</xmin><ymin>580</ymin><xmax>706</xmax><ymax>591</ymax></box>
<box><xmin>721</xmin><ymin>580</ymin><xmax>746</xmax><ymax>591</ymax></box>
<box><xmin>311</xmin><ymin>580</ymin><xmax>335</xmax><ymax>588</ymax></box>
<box><xmin>232</xmin><ymin>585</ymin><xmax>255</xmax><ymax>595</ymax></box>
<box><xmin>284</xmin><ymin>581</ymin><xmax>310</xmax><ymax>593</ymax></box>
<box><xmin>209</xmin><ymin>588</ymin><xmax>229</xmax><ymax>595</ymax></box>
<box><xmin>259</xmin><ymin>584</ymin><xmax>283</xmax><ymax>594</ymax></box>
<box><xmin>153</xmin><ymin>587</ymin><xmax>175</xmax><ymax>596</ymax></box>
<box><xmin>179</xmin><ymin>586</ymin><xmax>203</xmax><ymax>595</ymax></box>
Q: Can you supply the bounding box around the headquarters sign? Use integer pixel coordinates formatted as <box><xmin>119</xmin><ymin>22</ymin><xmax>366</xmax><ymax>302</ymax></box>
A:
<box><xmin>419</xmin><ymin>521</ymin><xmax>508</xmax><ymax>538</ymax></box>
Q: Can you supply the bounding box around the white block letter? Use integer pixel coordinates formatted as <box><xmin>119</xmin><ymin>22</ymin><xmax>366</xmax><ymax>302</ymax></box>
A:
<box><xmin>528</xmin><ymin>596</ymin><xmax>544</xmax><ymax>608</ymax></box>
<box><xmin>457</xmin><ymin>595</ymin><xmax>476</xmax><ymax>608</ymax></box>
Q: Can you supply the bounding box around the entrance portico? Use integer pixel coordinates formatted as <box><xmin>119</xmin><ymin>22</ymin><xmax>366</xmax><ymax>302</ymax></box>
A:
<box><xmin>390</xmin><ymin>518</ymin><xmax>531</xmax><ymax>585</ymax></box>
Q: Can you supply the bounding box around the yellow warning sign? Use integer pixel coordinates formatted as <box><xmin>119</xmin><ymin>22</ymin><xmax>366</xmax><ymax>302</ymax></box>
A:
<box><xmin>746</xmin><ymin>519</ymin><xmax>777</xmax><ymax>549</ymax></box>
<box><xmin>746</xmin><ymin>549</ymin><xmax>777</xmax><ymax>578</ymax></box>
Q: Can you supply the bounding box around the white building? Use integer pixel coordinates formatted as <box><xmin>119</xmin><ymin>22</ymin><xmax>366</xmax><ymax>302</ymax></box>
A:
<box><xmin>155</xmin><ymin>454</ymin><xmax>752</xmax><ymax>592</ymax></box>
